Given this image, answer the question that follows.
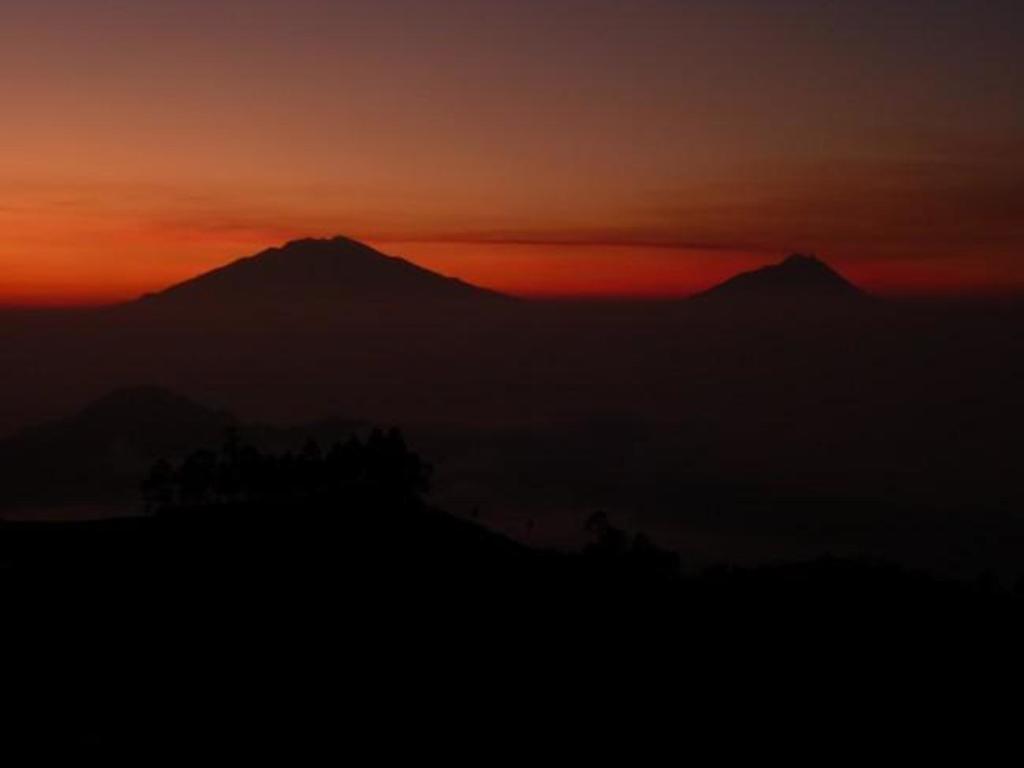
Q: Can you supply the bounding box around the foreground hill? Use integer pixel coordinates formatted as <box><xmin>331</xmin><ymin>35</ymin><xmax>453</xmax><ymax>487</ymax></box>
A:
<box><xmin>2</xmin><ymin>428</ymin><xmax>1017</xmax><ymax>753</ymax></box>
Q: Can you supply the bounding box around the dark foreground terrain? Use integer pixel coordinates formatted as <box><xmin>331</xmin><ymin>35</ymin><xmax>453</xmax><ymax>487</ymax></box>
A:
<box><xmin>2</xmin><ymin>431</ymin><xmax>1020</xmax><ymax>752</ymax></box>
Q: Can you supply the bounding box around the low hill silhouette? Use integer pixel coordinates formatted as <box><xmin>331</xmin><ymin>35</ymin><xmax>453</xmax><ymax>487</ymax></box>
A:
<box><xmin>0</xmin><ymin>387</ymin><xmax>236</xmax><ymax>513</ymax></box>
<box><xmin>0</xmin><ymin>387</ymin><xmax>365</xmax><ymax>515</ymax></box>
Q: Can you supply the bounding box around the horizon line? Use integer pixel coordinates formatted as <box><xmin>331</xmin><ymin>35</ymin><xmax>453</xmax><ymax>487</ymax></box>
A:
<box><xmin>2</xmin><ymin>234</ymin><xmax>1022</xmax><ymax>308</ymax></box>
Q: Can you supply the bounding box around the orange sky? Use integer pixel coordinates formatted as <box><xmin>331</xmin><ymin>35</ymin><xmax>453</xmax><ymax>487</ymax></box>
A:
<box><xmin>1</xmin><ymin>1</ymin><xmax>1022</xmax><ymax>305</ymax></box>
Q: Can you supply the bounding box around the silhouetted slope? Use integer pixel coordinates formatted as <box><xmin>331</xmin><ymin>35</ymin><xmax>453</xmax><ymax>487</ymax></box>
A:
<box><xmin>0</xmin><ymin>388</ymin><xmax>370</xmax><ymax>514</ymax></box>
<box><xmin>134</xmin><ymin>236</ymin><xmax>512</xmax><ymax>314</ymax></box>
<box><xmin>0</xmin><ymin>387</ymin><xmax>236</xmax><ymax>511</ymax></box>
<box><xmin>695</xmin><ymin>253</ymin><xmax>865</xmax><ymax>302</ymax></box>
<box><xmin>2</xmin><ymin>495</ymin><xmax>1015</xmax><ymax>753</ymax></box>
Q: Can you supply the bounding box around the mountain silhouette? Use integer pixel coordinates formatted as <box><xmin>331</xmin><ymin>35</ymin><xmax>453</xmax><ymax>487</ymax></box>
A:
<box><xmin>134</xmin><ymin>236</ymin><xmax>511</xmax><ymax>315</ymax></box>
<box><xmin>0</xmin><ymin>387</ymin><xmax>375</xmax><ymax>515</ymax></box>
<box><xmin>695</xmin><ymin>253</ymin><xmax>865</xmax><ymax>302</ymax></box>
<box><xmin>71</xmin><ymin>386</ymin><xmax>236</xmax><ymax>432</ymax></box>
<box><xmin>0</xmin><ymin>387</ymin><xmax>237</xmax><ymax>512</ymax></box>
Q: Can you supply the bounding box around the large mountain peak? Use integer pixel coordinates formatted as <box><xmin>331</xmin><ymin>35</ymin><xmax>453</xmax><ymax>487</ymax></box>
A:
<box><xmin>136</xmin><ymin>236</ymin><xmax>509</xmax><ymax>313</ymax></box>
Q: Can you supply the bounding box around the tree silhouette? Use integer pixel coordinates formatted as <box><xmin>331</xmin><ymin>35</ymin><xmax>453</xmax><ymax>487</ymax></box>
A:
<box><xmin>144</xmin><ymin>427</ymin><xmax>431</xmax><ymax>515</ymax></box>
<box><xmin>142</xmin><ymin>458</ymin><xmax>174</xmax><ymax>512</ymax></box>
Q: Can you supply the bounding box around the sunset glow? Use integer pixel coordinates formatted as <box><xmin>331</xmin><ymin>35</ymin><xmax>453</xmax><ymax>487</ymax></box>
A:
<box><xmin>2</xmin><ymin>1</ymin><xmax>1022</xmax><ymax>304</ymax></box>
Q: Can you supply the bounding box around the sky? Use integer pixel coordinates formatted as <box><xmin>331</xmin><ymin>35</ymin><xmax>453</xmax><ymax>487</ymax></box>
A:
<box><xmin>1</xmin><ymin>0</ymin><xmax>1022</xmax><ymax>304</ymax></box>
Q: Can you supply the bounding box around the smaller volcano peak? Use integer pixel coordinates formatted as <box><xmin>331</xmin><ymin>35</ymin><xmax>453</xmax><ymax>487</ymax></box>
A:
<box><xmin>696</xmin><ymin>252</ymin><xmax>866</xmax><ymax>303</ymax></box>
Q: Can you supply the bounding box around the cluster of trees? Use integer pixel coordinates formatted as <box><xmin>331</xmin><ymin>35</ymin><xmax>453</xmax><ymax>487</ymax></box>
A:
<box><xmin>143</xmin><ymin>428</ymin><xmax>431</xmax><ymax>512</ymax></box>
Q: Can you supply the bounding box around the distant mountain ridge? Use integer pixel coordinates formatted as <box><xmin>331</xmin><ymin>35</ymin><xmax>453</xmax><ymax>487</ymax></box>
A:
<box><xmin>695</xmin><ymin>253</ymin><xmax>866</xmax><ymax>302</ymax></box>
<box><xmin>130</xmin><ymin>237</ymin><xmax>865</xmax><ymax>312</ymax></box>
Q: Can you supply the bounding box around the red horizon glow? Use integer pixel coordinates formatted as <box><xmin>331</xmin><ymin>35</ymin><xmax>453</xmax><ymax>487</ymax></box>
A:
<box><xmin>1</xmin><ymin>234</ymin><xmax>1020</xmax><ymax>308</ymax></box>
<box><xmin>1</xmin><ymin>3</ymin><xmax>1022</xmax><ymax>306</ymax></box>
